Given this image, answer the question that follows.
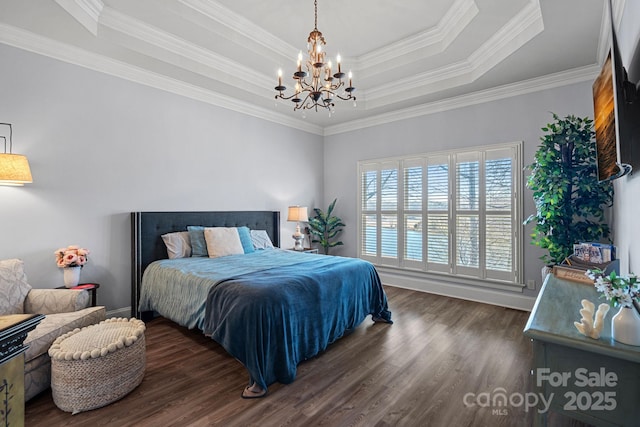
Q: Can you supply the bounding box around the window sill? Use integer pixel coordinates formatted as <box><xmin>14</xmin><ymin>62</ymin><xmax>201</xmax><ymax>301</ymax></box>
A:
<box><xmin>375</xmin><ymin>265</ymin><xmax>534</xmax><ymax>311</ymax></box>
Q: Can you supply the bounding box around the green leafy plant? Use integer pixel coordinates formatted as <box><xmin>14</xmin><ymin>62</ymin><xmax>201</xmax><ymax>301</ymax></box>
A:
<box><xmin>524</xmin><ymin>113</ymin><xmax>614</xmax><ymax>265</ymax></box>
<box><xmin>308</xmin><ymin>198</ymin><xmax>345</xmax><ymax>255</ymax></box>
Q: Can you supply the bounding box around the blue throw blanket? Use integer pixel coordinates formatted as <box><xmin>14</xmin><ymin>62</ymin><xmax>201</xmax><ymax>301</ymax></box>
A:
<box><xmin>140</xmin><ymin>249</ymin><xmax>392</xmax><ymax>392</ymax></box>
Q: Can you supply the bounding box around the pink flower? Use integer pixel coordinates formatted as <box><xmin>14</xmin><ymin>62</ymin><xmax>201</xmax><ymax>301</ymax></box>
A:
<box><xmin>55</xmin><ymin>245</ymin><xmax>91</xmax><ymax>268</ymax></box>
<box><xmin>64</xmin><ymin>253</ymin><xmax>78</xmax><ymax>264</ymax></box>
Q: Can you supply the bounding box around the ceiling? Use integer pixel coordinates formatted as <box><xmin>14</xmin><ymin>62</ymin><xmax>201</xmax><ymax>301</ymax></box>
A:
<box><xmin>0</xmin><ymin>0</ymin><xmax>621</xmax><ymax>135</ymax></box>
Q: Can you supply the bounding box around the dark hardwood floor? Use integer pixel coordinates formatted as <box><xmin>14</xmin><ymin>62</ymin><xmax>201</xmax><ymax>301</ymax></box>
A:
<box><xmin>26</xmin><ymin>286</ymin><xmax>592</xmax><ymax>426</ymax></box>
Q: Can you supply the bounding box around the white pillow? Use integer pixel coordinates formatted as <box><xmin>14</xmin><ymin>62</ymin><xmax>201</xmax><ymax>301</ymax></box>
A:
<box><xmin>250</xmin><ymin>229</ymin><xmax>274</xmax><ymax>250</ymax></box>
<box><xmin>0</xmin><ymin>258</ymin><xmax>32</xmax><ymax>315</ymax></box>
<box><xmin>161</xmin><ymin>231</ymin><xmax>192</xmax><ymax>259</ymax></box>
<box><xmin>204</xmin><ymin>227</ymin><xmax>244</xmax><ymax>258</ymax></box>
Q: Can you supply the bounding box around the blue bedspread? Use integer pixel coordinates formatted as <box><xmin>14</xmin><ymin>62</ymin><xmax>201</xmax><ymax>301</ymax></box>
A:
<box><xmin>140</xmin><ymin>249</ymin><xmax>392</xmax><ymax>392</ymax></box>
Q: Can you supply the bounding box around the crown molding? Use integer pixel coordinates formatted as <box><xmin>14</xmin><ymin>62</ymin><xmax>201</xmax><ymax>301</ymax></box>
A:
<box><xmin>468</xmin><ymin>0</ymin><xmax>544</xmax><ymax>78</ymax></box>
<box><xmin>0</xmin><ymin>24</ymin><xmax>322</xmax><ymax>136</ymax></box>
<box><xmin>357</xmin><ymin>0</ymin><xmax>479</xmax><ymax>73</ymax></box>
<box><xmin>99</xmin><ymin>7</ymin><xmax>274</xmax><ymax>97</ymax></box>
<box><xmin>596</xmin><ymin>0</ymin><xmax>626</xmax><ymax>64</ymax></box>
<box><xmin>324</xmin><ymin>64</ymin><xmax>599</xmax><ymax>136</ymax></box>
<box><xmin>178</xmin><ymin>0</ymin><xmax>297</xmax><ymax>61</ymax></box>
<box><xmin>364</xmin><ymin>0</ymin><xmax>543</xmax><ymax>109</ymax></box>
<box><xmin>54</xmin><ymin>0</ymin><xmax>104</xmax><ymax>35</ymax></box>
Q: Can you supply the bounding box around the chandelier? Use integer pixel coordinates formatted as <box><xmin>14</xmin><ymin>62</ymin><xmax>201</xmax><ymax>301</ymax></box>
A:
<box><xmin>274</xmin><ymin>0</ymin><xmax>356</xmax><ymax>113</ymax></box>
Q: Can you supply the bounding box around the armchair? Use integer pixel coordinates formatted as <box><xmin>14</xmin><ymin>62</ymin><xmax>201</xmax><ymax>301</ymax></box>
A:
<box><xmin>0</xmin><ymin>259</ymin><xmax>105</xmax><ymax>401</ymax></box>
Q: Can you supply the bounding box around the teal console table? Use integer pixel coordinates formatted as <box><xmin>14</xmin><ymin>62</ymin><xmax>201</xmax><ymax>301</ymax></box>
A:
<box><xmin>524</xmin><ymin>274</ymin><xmax>640</xmax><ymax>426</ymax></box>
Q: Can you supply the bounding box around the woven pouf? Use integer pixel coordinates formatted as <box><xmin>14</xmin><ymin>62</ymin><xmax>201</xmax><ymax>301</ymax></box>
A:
<box><xmin>48</xmin><ymin>317</ymin><xmax>146</xmax><ymax>414</ymax></box>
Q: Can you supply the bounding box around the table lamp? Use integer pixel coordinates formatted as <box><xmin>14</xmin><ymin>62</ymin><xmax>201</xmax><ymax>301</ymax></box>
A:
<box><xmin>287</xmin><ymin>206</ymin><xmax>308</xmax><ymax>250</ymax></box>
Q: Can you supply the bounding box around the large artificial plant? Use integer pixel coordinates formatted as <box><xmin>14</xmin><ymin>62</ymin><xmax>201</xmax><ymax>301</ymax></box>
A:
<box><xmin>308</xmin><ymin>198</ymin><xmax>345</xmax><ymax>255</ymax></box>
<box><xmin>524</xmin><ymin>113</ymin><xmax>614</xmax><ymax>265</ymax></box>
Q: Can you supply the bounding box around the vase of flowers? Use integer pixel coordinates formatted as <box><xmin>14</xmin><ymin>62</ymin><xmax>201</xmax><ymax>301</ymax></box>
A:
<box><xmin>587</xmin><ymin>269</ymin><xmax>640</xmax><ymax>346</ymax></box>
<box><xmin>55</xmin><ymin>245</ymin><xmax>90</xmax><ymax>288</ymax></box>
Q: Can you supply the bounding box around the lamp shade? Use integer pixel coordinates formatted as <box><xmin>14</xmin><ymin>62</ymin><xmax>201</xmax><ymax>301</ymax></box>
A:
<box><xmin>0</xmin><ymin>153</ymin><xmax>33</xmax><ymax>186</ymax></box>
<box><xmin>287</xmin><ymin>206</ymin><xmax>308</xmax><ymax>222</ymax></box>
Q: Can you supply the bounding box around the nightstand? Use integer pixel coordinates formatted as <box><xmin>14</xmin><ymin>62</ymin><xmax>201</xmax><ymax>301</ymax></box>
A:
<box><xmin>55</xmin><ymin>283</ymin><xmax>100</xmax><ymax>307</ymax></box>
<box><xmin>289</xmin><ymin>248</ymin><xmax>319</xmax><ymax>254</ymax></box>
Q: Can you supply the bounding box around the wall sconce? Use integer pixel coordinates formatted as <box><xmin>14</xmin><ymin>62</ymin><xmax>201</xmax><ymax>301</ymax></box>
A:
<box><xmin>0</xmin><ymin>123</ymin><xmax>33</xmax><ymax>186</ymax></box>
<box><xmin>287</xmin><ymin>206</ymin><xmax>308</xmax><ymax>251</ymax></box>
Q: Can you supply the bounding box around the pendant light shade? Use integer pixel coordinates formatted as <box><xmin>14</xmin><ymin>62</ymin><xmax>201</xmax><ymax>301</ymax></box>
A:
<box><xmin>0</xmin><ymin>123</ymin><xmax>33</xmax><ymax>186</ymax></box>
<box><xmin>0</xmin><ymin>153</ymin><xmax>33</xmax><ymax>186</ymax></box>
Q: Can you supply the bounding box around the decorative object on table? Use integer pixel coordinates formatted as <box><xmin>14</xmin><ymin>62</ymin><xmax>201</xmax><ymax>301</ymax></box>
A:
<box><xmin>524</xmin><ymin>113</ymin><xmax>613</xmax><ymax>278</ymax></box>
<box><xmin>0</xmin><ymin>122</ymin><xmax>33</xmax><ymax>186</ymax></box>
<box><xmin>553</xmin><ymin>255</ymin><xmax>619</xmax><ymax>285</ymax></box>
<box><xmin>574</xmin><ymin>299</ymin><xmax>610</xmax><ymax>339</ymax></box>
<box><xmin>287</xmin><ymin>206</ymin><xmax>308</xmax><ymax>251</ymax></box>
<box><xmin>273</xmin><ymin>0</ymin><xmax>356</xmax><ymax>113</ymax></box>
<box><xmin>54</xmin><ymin>245</ymin><xmax>90</xmax><ymax>288</ymax></box>
<box><xmin>48</xmin><ymin>318</ymin><xmax>146</xmax><ymax>414</ymax></box>
<box><xmin>587</xmin><ymin>268</ymin><xmax>640</xmax><ymax>346</ymax></box>
<box><xmin>573</xmin><ymin>242</ymin><xmax>616</xmax><ymax>264</ymax></box>
<box><xmin>308</xmin><ymin>198</ymin><xmax>344</xmax><ymax>255</ymax></box>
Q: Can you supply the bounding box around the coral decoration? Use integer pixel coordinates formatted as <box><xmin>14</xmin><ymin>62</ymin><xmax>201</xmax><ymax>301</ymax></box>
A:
<box><xmin>574</xmin><ymin>299</ymin><xmax>610</xmax><ymax>339</ymax></box>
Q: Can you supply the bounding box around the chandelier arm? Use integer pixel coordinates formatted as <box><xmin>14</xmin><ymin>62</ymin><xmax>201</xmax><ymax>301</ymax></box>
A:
<box><xmin>293</xmin><ymin>92</ymin><xmax>314</xmax><ymax>111</ymax></box>
<box><xmin>335</xmin><ymin>94</ymin><xmax>356</xmax><ymax>101</ymax></box>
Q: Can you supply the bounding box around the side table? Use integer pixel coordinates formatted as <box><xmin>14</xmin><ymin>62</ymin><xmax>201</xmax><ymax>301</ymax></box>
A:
<box><xmin>0</xmin><ymin>313</ymin><xmax>44</xmax><ymax>426</ymax></box>
<box><xmin>289</xmin><ymin>248</ymin><xmax>319</xmax><ymax>254</ymax></box>
<box><xmin>55</xmin><ymin>283</ymin><xmax>100</xmax><ymax>307</ymax></box>
<box><xmin>524</xmin><ymin>274</ymin><xmax>640</xmax><ymax>426</ymax></box>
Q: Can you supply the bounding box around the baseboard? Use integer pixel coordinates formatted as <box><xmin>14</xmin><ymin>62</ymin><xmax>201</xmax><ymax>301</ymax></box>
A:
<box><xmin>379</xmin><ymin>270</ymin><xmax>537</xmax><ymax>311</ymax></box>
<box><xmin>106</xmin><ymin>306</ymin><xmax>132</xmax><ymax>318</ymax></box>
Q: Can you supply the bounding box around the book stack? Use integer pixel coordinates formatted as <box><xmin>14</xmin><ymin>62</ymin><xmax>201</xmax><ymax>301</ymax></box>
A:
<box><xmin>572</xmin><ymin>242</ymin><xmax>616</xmax><ymax>264</ymax></box>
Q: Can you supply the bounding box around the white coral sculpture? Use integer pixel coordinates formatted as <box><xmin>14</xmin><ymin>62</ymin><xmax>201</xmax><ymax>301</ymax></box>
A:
<box><xmin>574</xmin><ymin>299</ymin><xmax>610</xmax><ymax>339</ymax></box>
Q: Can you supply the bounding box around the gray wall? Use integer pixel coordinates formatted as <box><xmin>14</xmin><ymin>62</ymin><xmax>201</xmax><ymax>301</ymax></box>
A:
<box><xmin>324</xmin><ymin>81</ymin><xmax>596</xmax><ymax>296</ymax></box>
<box><xmin>0</xmin><ymin>44</ymin><xmax>324</xmax><ymax>314</ymax></box>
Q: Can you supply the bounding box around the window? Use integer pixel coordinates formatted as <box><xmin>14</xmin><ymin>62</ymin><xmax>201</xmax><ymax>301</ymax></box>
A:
<box><xmin>358</xmin><ymin>143</ymin><xmax>522</xmax><ymax>285</ymax></box>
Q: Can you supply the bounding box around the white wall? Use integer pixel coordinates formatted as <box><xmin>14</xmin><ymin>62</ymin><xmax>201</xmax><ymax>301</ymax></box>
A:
<box><xmin>0</xmin><ymin>44</ymin><xmax>324</xmax><ymax>314</ymax></box>
<box><xmin>611</xmin><ymin>0</ymin><xmax>640</xmax><ymax>276</ymax></box>
<box><xmin>324</xmin><ymin>81</ymin><xmax>596</xmax><ymax>299</ymax></box>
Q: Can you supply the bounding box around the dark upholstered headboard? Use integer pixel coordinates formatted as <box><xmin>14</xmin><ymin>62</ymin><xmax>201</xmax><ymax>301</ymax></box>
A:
<box><xmin>130</xmin><ymin>211</ymin><xmax>280</xmax><ymax>318</ymax></box>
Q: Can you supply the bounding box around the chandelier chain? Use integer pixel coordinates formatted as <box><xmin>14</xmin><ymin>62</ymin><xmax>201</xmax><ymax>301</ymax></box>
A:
<box><xmin>314</xmin><ymin>0</ymin><xmax>318</xmax><ymax>31</ymax></box>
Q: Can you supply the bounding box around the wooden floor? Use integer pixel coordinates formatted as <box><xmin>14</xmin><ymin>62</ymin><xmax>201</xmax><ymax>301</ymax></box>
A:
<box><xmin>26</xmin><ymin>286</ymin><xmax>592</xmax><ymax>427</ymax></box>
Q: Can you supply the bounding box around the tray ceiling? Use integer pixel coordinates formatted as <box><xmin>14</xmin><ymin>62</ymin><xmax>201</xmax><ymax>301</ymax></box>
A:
<box><xmin>0</xmin><ymin>0</ymin><xmax>618</xmax><ymax>135</ymax></box>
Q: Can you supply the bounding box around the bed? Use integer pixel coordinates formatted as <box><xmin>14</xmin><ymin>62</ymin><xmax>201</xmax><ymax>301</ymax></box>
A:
<box><xmin>131</xmin><ymin>211</ymin><xmax>392</xmax><ymax>397</ymax></box>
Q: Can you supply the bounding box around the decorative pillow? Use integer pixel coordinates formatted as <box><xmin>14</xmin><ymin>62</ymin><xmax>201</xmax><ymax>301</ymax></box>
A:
<box><xmin>251</xmin><ymin>230</ymin><xmax>274</xmax><ymax>250</ymax></box>
<box><xmin>187</xmin><ymin>226</ymin><xmax>208</xmax><ymax>257</ymax></box>
<box><xmin>0</xmin><ymin>258</ymin><xmax>32</xmax><ymax>315</ymax></box>
<box><xmin>204</xmin><ymin>227</ymin><xmax>245</xmax><ymax>258</ymax></box>
<box><xmin>161</xmin><ymin>231</ymin><xmax>192</xmax><ymax>259</ymax></box>
<box><xmin>237</xmin><ymin>226</ymin><xmax>255</xmax><ymax>254</ymax></box>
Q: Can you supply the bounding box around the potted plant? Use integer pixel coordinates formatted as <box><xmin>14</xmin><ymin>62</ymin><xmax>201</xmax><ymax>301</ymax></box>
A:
<box><xmin>524</xmin><ymin>113</ymin><xmax>613</xmax><ymax>268</ymax></box>
<box><xmin>308</xmin><ymin>198</ymin><xmax>345</xmax><ymax>255</ymax></box>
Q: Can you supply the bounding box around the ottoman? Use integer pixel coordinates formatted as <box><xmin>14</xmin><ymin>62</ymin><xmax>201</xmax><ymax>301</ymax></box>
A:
<box><xmin>48</xmin><ymin>317</ymin><xmax>146</xmax><ymax>414</ymax></box>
